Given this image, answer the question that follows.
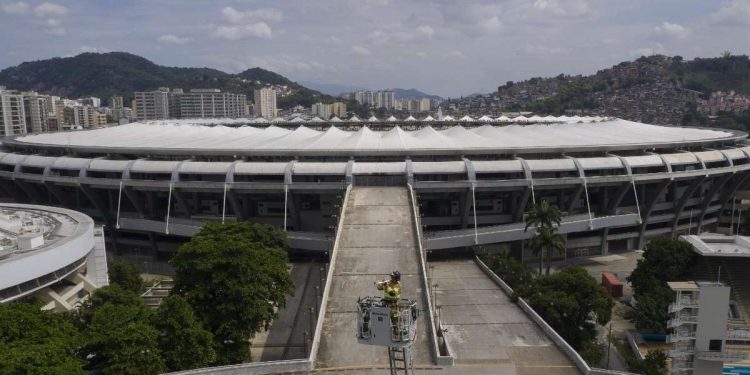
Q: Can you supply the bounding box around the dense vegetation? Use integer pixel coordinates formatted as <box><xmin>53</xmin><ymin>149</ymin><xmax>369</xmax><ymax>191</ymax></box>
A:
<box><xmin>626</xmin><ymin>238</ymin><xmax>696</xmax><ymax>333</ymax></box>
<box><xmin>0</xmin><ymin>221</ymin><xmax>294</xmax><ymax>374</ymax></box>
<box><xmin>481</xmin><ymin>246</ymin><xmax>612</xmax><ymax>366</ymax></box>
<box><xmin>0</xmin><ymin>52</ymin><xmax>331</xmax><ymax>108</ymax></box>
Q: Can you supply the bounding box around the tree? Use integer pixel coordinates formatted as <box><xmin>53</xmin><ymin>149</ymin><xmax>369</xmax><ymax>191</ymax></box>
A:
<box><xmin>152</xmin><ymin>295</ymin><xmax>216</xmax><ymax>371</ymax></box>
<box><xmin>170</xmin><ymin>222</ymin><xmax>295</xmax><ymax>364</ymax></box>
<box><xmin>82</xmin><ymin>303</ymin><xmax>164</xmax><ymax>375</ymax></box>
<box><xmin>108</xmin><ymin>258</ymin><xmax>144</xmax><ymax>294</ymax></box>
<box><xmin>528</xmin><ymin>226</ymin><xmax>567</xmax><ymax>275</ymax></box>
<box><xmin>481</xmin><ymin>252</ymin><xmax>534</xmax><ymax>290</ymax></box>
<box><xmin>0</xmin><ymin>302</ymin><xmax>85</xmax><ymax>375</ymax></box>
<box><xmin>627</xmin><ymin>237</ymin><xmax>695</xmax><ymax>332</ymax></box>
<box><xmin>516</xmin><ymin>267</ymin><xmax>613</xmax><ymax>352</ymax></box>
<box><xmin>638</xmin><ymin>350</ymin><xmax>668</xmax><ymax>375</ymax></box>
<box><xmin>71</xmin><ymin>284</ymin><xmax>145</xmax><ymax>329</ymax></box>
<box><xmin>525</xmin><ymin>200</ymin><xmax>564</xmax><ymax>275</ymax></box>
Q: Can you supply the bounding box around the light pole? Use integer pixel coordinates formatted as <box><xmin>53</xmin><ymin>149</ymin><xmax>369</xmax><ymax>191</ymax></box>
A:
<box><xmin>303</xmin><ymin>331</ymin><xmax>309</xmax><ymax>356</ymax></box>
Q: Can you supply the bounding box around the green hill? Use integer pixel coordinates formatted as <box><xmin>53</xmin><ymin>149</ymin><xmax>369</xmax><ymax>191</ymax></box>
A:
<box><xmin>0</xmin><ymin>52</ymin><xmax>331</xmax><ymax>108</ymax></box>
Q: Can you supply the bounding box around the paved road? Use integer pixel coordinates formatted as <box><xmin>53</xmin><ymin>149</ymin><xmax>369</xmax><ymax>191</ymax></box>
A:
<box><xmin>315</xmin><ymin>187</ymin><xmax>432</xmax><ymax>370</ymax></box>
<box><xmin>252</xmin><ymin>262</ymin><xmax>325</xmax><ymax>361</ymax></box>
<box><xmin>429</xmin><ymin>259</ymin><xmax>580</xmax><ymax>375</ymax></box>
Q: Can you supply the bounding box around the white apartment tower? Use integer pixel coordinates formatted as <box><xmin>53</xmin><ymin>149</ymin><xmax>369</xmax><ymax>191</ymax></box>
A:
<box><xmin>23</xmin><ymin>93</ymin><xmax>50</xmax><ymax>133</ymax></box>
<box><xmin>134</xmin><ymin>88</ymin><xmax>170</xmax><ymax>121</ymax></box>
<box><xmin>0</xmin><ymin>87</ymin><xmax>27</xmax><ymax>137</ymax></box>
<box><xmin>179</xmin><ymin>89</ymin><xmax>247</xmax><ymax>119</ymax></box>
<box><xmin>254</xmin><ymin>88</ymin><xmax>277</xmax><ymax>119</ymax></box>
<box><xmin>667</xmin><ymin>281</ymin><xmax>746</xmax><ymax>374</ymax></box>
<box><xmin>311</xmin><ymin>102</ymin><xmax>332</xmax><ymax>119</ymax></box>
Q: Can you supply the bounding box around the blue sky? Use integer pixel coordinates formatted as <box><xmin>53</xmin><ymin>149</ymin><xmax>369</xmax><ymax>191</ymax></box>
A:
<box><xmin>1</xmin><ymin>0</ymin><xmax>749</xmax><ymax>97</ymax></box>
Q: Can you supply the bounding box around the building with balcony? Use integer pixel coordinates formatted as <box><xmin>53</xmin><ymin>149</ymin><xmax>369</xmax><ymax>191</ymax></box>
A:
<box><xmin>667</xmin><ymin>281</ymin><xmax>746</xmax><ymax>374</ymax></box>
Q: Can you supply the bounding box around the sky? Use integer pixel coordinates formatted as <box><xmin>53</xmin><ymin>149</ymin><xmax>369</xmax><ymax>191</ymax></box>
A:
<box><xmin>1</xmin><ymin>0</ymin><xmax>750</xmax><ymax>97</ymax></box>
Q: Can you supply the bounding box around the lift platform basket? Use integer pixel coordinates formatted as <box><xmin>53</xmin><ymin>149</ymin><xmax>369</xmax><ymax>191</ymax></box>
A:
<box><xmin>356</xmin><ymin>296</ymin><xmax>418</xmax><ymax>347</ymax></box>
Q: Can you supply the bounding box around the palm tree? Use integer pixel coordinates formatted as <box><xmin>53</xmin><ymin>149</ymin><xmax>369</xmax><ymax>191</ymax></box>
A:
<box><xmin>525</xmin><ymin>200</ymin><xmax>563</xmax><ymax>274</ymax></box>
<box><xmin>528</xmin><ymin>226</ymin><xmax>566</xmax><ymax>275</ymax></box>
<box><xmin>524</xmin><ymin>200</ymin><xmax>562</xmax><ymax>232</ymax></box>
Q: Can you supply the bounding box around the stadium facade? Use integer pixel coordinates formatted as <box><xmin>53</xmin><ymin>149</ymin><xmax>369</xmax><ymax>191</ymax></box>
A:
<box><xmin>0</xmin><ymin>116</ymin><xmax>748</xmax><ymax>260</ymax></box>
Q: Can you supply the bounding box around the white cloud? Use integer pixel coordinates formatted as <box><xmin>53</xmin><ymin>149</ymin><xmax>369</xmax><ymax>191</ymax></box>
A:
<box><xmin>653</xmin><ymin>22</ymin><xmax>690</xmax><ymax>39</ymax></box>
<box><xmin>532</xmin><ymin>0</ymin><xmax>592</xmax><ymax>17</ymax></box>
<box><xmin>221</xmin><ymin>7</ymin><xmax>282</xmax><ymax>23</ymax></box>
<box><xmin>711</xmin><ymin>0</ymin><xmax>750</xmax><ymax>26</ymax></box>
<box><xmin>368</xmin><ymin>25</ymin><xmax>435</xmax><ymax>44</ymax></box>
<box><xmin>79</xmin><ymin>45</ymin><xmax>109</xmax><ymax>53</ymax></box>
<box><xmin>33</xmin><ymin>2</ymin><xmax>68</xmax><ymax>18</ymax></box>
<box><xmin>158</xmin><ymin>34</ymin><xmax>191</xmax><ymax>44</ymax></box>
<box><xmin>351</xmin><ymin>46</ymin><xmax>371</xmax><ymax>56</ymax></box>
<box><xmin>214</xmin><ymin>22</ymin><xmax>272</xmax><ymax>40</ymax></box>
<box><xmin>437</xmin><ymin>3</ymin><xmax>505</xmax><ymax>36</ymax></box>
<box><xmin>45</xmin><ymin>18</ymin><xmax>60</xmax><ymax>27</ymax></box>
<box><xmin>2</xmin><ymin>1</ymin><xmax>29</xmax><ymax>15</ymax></box>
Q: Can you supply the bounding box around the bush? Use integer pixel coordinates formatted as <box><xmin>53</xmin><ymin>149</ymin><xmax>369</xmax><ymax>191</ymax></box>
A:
<box><xmin>480</xmin><ymin>253</ymin><xmax>533</xmax><ymax>290</ymax></box>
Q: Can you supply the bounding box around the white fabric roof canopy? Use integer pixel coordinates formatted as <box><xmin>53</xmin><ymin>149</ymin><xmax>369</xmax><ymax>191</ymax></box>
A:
<box><xmin>17</xmin><ymin>119</ymin><xmax>736</xmax><ymax>154</ymax></box>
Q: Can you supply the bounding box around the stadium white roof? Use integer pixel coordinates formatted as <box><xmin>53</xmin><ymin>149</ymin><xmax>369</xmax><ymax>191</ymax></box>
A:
<box><xmin>15</xmin><ymin>119</ymin><xmax>737</xmax><ymax>155</ymax></box>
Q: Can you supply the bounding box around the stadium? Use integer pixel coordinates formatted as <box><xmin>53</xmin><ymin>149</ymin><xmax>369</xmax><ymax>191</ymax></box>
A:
<box><xmin>0</xmin><ymin>115</ymin><xmax>748</xmax><ymax>262</ymax></box>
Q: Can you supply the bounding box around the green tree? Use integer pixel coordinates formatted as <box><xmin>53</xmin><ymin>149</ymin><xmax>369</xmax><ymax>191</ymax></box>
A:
<box><xmin>627</xmin><ymin>238</ymin><xmax>695</xmax><ymax>332</ymax></box>
<box><xmin>524</xmin><ymin>200</ymin><xmax>563</xmax><ymax>275</ymax></box>
<box><xmin>153</xmin><ymin>295</ymin><xmax>216</xmax><ymax>371</ymax></box>
<box><xmin>638</xmin><ymin>350</ymin><xmax>668</xmax><ymax>375</ymax></box>
<box><xmin>480</xmin><ymin>252</ymin><xmax>533</xmax><ymax>290</ymax></box>
<box><xmin>528</xmin><ymin>226</ymin><xmax>567</xmax><ymax>275</ymax></box>
<box><xmin>83</xmin><ymin>303</ymin><xmax>164</xmax><ymax>375</ymax></box>
<box><xmin>170</xmin><ymin>222</ymin><xmax>295</xmax><ymax>364</ymax></box>
<box><xmin>71</xmin><ymin>284</ymin><xmax>144</xmax><ymax>329</ymax></box>
<box><xmin>0</xmin><ymin>302</ymin><xmax>85</xmax><ymax>375</ymax></box>
<box><xmin>579</xmin><ymin>340</ymin><xmax>606</xmax><ymax>368</ymax></box>
<box><xmin>516</xmin><ymin>267</ymin><xmax>613</xmax><ymax>352</ymax></box>
<box><xmin>108</xmin><ymin>258</ymin><xmax>144</xmax><ymax>294</ymax></box>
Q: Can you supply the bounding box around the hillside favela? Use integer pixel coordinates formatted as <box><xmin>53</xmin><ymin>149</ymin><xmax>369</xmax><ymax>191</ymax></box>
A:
<box><xmin>2</xmin><ymin>1</ymin><xmax>750</xmax><ymax>375</ymax></box>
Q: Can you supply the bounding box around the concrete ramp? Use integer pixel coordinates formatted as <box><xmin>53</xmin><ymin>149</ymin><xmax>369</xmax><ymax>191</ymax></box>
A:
<box><xmin>315</xmin><ymin>187</ymin><xmax>432</xmax><ymax>370</ymax></box>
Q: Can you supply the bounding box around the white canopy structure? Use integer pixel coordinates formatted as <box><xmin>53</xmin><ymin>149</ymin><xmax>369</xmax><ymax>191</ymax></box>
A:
<box><xmin>495</xmin><ymin>116</ymin><xmax>511</xmax><ymax>122</ymax></box>
<box><xmin>422</xmin><ymin>115</ymin><xmax>435</xmax><ymax>121</ymax></box>
<box><xmin>330</xmin><ymin>116</ymin><xmax>343</xmax><ymax>122</ymax></box>
<box><xmin>404</xmin><ymin>115</ymin><xmax>417</xmax><ymax>121</ymax></box>
<box><xmin>309</xmin><ymin>117</ymin><xmax>324</xmax><ymax>123</ymax></box>
<box><xmin>477</xmin><ymin>115</ymin><xmax>493</xmax><ymax>122</ymax></box>
<box><xmin>368</xmin><ymin>116</ymin><xmax>380</xmax><ymax>122</ymax></box>
<box><xmin>459</xmin><ymin>115</ymin><xmax>475</xmax><ymax>122</ymax></box>
<box><xmin>271</xmin><ymin>117</ymin><xmax>285</xmax><ymax>123</ymax></box>
<box><xmin>442</xmin><ymin>115</ymin><xmax>455</xmax><ymax>121</ymax></box>
<box><xmin>18</xmin><ymin>120</ymin><xmax>735</xmax><ymax>154</ymax></box>
<box><xmin>513</xmin><ymin>115</ymin><xmax>530</xmax><ymax>122</ymax></box>
<box><xmin>349</xmin><ymin>115</ymin><xmax>362</xmax><ymax>122</ymax></box>
<box><xmin>290</xmin><ymin>117</ymin><xmax>306</xmax><ymax>123</ymax></box>
<box><xmin>251</xmin><ymin>117</ymin><xmax>269</xmax><ymax>123</ymax></box>
<box><xmin>386</xmin><ymin>116</ymin><xmax>398</xmax><ymax>122</ymax></box>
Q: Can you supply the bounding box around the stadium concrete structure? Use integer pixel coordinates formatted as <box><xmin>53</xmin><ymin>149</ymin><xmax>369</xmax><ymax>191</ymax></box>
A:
<box><xmin>0</xmin><ymin>116</ymin><xmax>749</xmax><ymax>260</ymax></box>
<box><xmin>0</xmin><ymin>204</ymin><xmax>108</xmax><ymax>311</ymax></box>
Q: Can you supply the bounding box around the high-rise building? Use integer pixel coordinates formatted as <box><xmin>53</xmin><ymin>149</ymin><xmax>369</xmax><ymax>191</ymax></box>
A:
<box><xmin>254</xmin><ymin>88</ymin><xmax>277</xmax><ymax>119</ymax></box>
<box><xmin>78</xmin><ymin>97</ymin><xmax>101</xmax><ymax>108</ymax></box>
<box><xmin>311</xmin><ymin>102</ymin><xmax>332</xmax><ymax>119</ymax></box>
<box><xmin>420</xmin><ymin>98</ymin><xmax>431</xmax><ymax>112</ymax></box>
<box><xmin>0</xmin><ymin>87</ymin><xmax>27</xmax><ymax>136</ymax></box>
<box><xmin>110</xmin><ymin>95</ymin><xmax>125</xmax><ymax>121</ymax></box>
<box><xmin>168</xmin><ymin>89</ymin><xmax>183</xmax><ymax>119</ymax></box>
<box><xmin>667</xmin><ymin>281</ymin><xmax>742</xmax><ymax>374</ymax></box>
<box><xmin>375</xmin><ymin>90</ymin><xmax>395</xmax><ymax>110</ymax></box>
<box><xmin>23</xmin><ymin>92</ymin><xmax>50</xmax><ymax>133</ymax></box>
<box><xmin>332</xmin><ymin>102</ymin><xmax>347</xmax><ymax>118</ymax></box>
<box><xmin>179</xmin><ymin>89</ymin><xmax>247</xmax><ymax>119</ymax></box>
<box><xmin>134</xmin><ymin>88</ymin><xmax>170</xmax><ymax>121</ymax></box>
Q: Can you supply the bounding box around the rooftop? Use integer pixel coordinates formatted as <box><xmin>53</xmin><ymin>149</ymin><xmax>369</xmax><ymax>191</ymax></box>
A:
<box><xmin>10</xmin><ymin>118</ymin><xmax>740</xmax><ymax>157</ymax></box>
<box><xmin>681</xmin><ymin>234</ymin><xmax>750</xmax><ymax>257</ymax></box>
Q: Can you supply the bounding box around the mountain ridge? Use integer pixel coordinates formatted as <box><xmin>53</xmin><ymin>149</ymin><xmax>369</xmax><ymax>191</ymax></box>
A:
<box><xmin>0</xmin><ymin>52</ymin><xmax>331</xmax><ymax>108</ymax></box>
